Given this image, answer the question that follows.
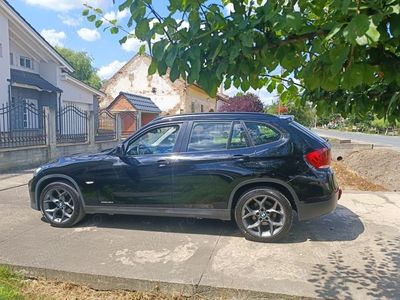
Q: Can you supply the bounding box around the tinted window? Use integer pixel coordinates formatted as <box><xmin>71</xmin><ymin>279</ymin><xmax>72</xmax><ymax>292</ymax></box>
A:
<box><xmin>126</xmin><ymin>125</ymin><xmax>180</xmax><ymax>155</ymax></box>
<box><xmin>229</xmin><ymin>121</ymin><xmax>251</xmax><ymax>149</ymax></box>
<box><xmin>188</xmin><ymin>121</ymin><xmax>231</xmax><ymax>151</ymax></box>
<box><xmin>245</xmin><ymin>122</ymin><xmax>280</xmax><ymax>146</ymax></box>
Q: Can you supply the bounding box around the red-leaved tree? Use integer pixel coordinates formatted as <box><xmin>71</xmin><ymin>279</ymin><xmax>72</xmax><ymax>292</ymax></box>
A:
<box><xmin>218</xmin><ymin>93</ymin><xmax>264</xmax><ymax>112</ymax></box>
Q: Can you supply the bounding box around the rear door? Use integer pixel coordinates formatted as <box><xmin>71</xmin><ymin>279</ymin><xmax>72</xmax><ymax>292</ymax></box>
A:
<box><xmin>172</xmin><ymin>120</ymin><xmax>256</xmax><ymax>209</ymax></box>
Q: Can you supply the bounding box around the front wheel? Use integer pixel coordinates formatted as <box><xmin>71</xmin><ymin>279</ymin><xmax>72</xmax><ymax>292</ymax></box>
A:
<box><xmin>234</xmin><ymin>187</ymin><xmax>293</xmax><ymax>243</ymax></box>
<box><xmin>39</xmin><ymin>181</ymin><xmax>86</xmax><ymax>227</ymax></box>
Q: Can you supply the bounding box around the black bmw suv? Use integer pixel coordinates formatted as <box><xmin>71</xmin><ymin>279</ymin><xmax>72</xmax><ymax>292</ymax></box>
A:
<box><xmin>29</xmin><ymin>112</ymin><xmax>341</xmax><ymax>242</ymax></box>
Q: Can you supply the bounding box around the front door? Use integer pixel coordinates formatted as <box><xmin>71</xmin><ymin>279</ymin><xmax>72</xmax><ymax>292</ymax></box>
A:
<box><xmin>96</xmin><ymin>124</ymin><xmax>182</xmax><ymax>207</ymax></box>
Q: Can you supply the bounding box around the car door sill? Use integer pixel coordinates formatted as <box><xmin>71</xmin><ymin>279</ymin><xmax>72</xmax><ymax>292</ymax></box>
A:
<box><xmin>84</xmin><ymin>206</ymin><xmax>231</xmax><ymax>220</ymax></box>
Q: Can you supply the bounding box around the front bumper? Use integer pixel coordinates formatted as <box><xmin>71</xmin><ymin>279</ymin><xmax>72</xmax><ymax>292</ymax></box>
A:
<box><xmin>28</xmin><ymin>177</ymin><xmax>39</xmax><ymax>210</ymax></box>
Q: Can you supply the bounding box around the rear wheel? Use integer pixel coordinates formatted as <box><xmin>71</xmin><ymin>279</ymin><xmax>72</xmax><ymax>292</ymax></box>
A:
<box><xmin>234</xmin><ymin>187</ymin><xmax>293</xmax><ymax>243</ymax></box>
<box><xmin>39</xmin><ymin>181</ymin><xmax>86</xmax><ymax>227</ymax></box>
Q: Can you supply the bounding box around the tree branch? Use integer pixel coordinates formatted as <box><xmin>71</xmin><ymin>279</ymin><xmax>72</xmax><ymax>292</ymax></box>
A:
<box><xmin>259</xmin><ymin>74</ymin><xmax>306</xmax><ymax>89</ymax></box>
<box><xmin>253</xmin><ymin>29</ymin><xmax>330</xmax><ymax>51</ymax></box>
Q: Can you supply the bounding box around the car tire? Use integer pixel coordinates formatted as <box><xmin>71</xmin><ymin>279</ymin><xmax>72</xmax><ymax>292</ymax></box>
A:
<box><xmin>39</xmin><ymin>181</ymin><xmax>86</xmax><ymax>227</ymax></box>
<box><xmin>234</xmin><ymin>187</ymin><xmax>293</xmax><ymax>243</ymax></box>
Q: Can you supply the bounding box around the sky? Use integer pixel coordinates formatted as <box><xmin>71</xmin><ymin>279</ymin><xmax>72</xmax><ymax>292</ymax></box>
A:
<box><xmin>10</xmin><ymin>0</ymin><xmax>276</xmax><ymax>104</ymax></box>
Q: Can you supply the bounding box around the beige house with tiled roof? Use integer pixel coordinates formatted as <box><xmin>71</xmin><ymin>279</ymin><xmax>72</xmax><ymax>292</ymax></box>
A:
<box><xmin>100</xmin><ymin>53</ymin><xmax>228</xmax><ymax>116</ymax></box>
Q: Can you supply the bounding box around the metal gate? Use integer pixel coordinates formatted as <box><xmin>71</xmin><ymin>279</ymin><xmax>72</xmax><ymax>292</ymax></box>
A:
<box><xmin>95</xmin><ymin>109</ymin><xmax>116</xmax><ymax>141</ymax></box>
<box><xmin>0</xmin><ymin>101</ymin><xmax>46</xmax><ymax>149</ymax></box>
<box><xmin>56</xmin><ymin>104</ymin><xmax>88</xmax><ymax>144</ymax></box>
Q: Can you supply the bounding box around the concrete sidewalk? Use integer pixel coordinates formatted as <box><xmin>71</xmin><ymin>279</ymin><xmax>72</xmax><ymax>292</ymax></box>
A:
<box><xmin>0</xmin><ymin>173</ymin><xmax>399</xmax><ymax>299</ymax></box>
<box><xmin>0</xmin><ymin>169</ymin><xmax>34</xmax><ymax>191</ymax></box>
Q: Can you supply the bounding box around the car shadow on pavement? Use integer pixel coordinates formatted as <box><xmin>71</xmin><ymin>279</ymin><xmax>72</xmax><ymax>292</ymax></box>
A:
<box><xmin>280</xmin><ymin>204</ymin><xmax>364</xmax><ymax>243</ymax></box>
<box><xmin>72</xmin><ymin>204</ymin><xmax>363</xmax><ymax>243</ymax></box>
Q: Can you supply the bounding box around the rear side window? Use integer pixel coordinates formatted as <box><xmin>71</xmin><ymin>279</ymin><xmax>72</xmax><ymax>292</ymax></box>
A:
<box><xmin>188</xmin><ymin>121</ymin><xmax>231</xmax><ymax>151</ymax></box>
<box><xmin>244</xmin><ymin>122</ymin><xmax>281</xmax><ymax>146</ymax></box>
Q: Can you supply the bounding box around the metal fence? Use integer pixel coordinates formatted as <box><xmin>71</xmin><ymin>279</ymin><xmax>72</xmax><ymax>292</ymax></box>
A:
<box><xmin>0</xmin><ymin>101</ymin><xmax>47</xmax><ymax>149</ymax></box>
<box><xmin>56</xmin><ymin>104</ymin><xmax>88</xmax><ymax>144</ymax></box>
<box><xmin>95</xmin><ymin>109</ymin><xmax>116</xmax><ymax>141</ymax></box>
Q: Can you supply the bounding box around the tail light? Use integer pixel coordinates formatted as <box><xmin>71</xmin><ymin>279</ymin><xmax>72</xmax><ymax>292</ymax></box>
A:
<box><xmin>305</xmin><ymin>148</ymin><xmax>331</xmax><ymax>169</ymax></box>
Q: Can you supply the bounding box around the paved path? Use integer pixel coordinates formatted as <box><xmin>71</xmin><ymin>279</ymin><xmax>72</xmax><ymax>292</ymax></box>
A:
<box><xmin>0</xmin><ymin>173</ymin><xmax>399</xmax><ymax>299</ymax></box>
<box><xmin>313</xmin><ymin>128</ymin><xmax>400</xmax><ymax>151</ymax></box>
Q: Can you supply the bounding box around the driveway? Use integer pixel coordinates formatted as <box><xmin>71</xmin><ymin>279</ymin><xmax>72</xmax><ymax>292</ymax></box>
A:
<box><xmin>0</xmin><ymin>180</ymin><xmax>399</xmax><ymax>299</ymax></box>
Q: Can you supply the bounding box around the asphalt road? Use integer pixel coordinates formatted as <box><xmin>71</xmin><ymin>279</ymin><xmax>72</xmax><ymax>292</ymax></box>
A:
<box><xmin>0</xmin><ymin>178</ymin><xmax>399</xmax><ymax>299</ymax></box>
<box><xmin>312</xmin><ymin>128</ymin><xmax>400</xmax><ymax>150</ymax></box>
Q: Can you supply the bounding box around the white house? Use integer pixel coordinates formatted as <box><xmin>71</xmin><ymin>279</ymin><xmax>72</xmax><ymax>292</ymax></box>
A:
<box><xmin>0</xmin><ymin>0</ymin><xmax>104</xmax><ymax>132</ymax></box>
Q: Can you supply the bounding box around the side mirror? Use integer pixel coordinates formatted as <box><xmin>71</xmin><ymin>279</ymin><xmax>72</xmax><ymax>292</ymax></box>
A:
<box><xmin>114</xmin><ymin>144</ymin><xmax>125</xmax><ymax>158</ymax></box>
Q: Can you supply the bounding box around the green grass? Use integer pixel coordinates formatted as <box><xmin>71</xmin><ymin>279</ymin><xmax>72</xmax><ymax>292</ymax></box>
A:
<box><xmin>0</xmin><ymin>266</ymin><xmax>25</xmax><ymax>300</ymax></box>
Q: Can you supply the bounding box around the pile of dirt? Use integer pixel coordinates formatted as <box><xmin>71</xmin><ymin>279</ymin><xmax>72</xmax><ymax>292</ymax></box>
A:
<box><xmin>332</xmin><ymin>148</ymin><xmax>400</xmax><ymax>192</ymax></box>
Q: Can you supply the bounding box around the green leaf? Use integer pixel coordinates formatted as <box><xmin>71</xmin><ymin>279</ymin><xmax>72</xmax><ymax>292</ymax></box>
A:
<box><xmin>166</xmin><ymin>44</ymin><xmax>178</xmax><ymax>67</ymax></box>
<box><xmin>229</xmin><ymin>45</ymin><xmax>240</xmax><ymax>63</ymax></box>
<box><xmin>216</xmin><ymin>61</ymin><xmax>228</xmax><ymax>80</ymax></box>
<box><xmin>87</xmin><ymin>15</ymin><xmax>96</xmax><ymax>22</ymax></box>
<box><xmin>82</xmin><ymin>9</ymin><xmax>89</xmax><ymax>16</ymax></box>
<box><xmin>135</xmin><ymin>19</ymin><xmax>150</xmax><ymax>40</ymax></box>
<box><xmin>277</xmin><ymin>83</ymin><xmax>284</xmax><ymax>94</ymax></box>
<box><xmin>158</xmin><ymin>60</ymin><xmax>168</xmax><ymax>76</ymax></box>
<box><xmin>343</xmin><ymin>14</ymin><xmax>370</xmax><ymax>44</ymax></box>
<box><xmin>95</xmin><ymin>8</ymin><xmax>103</xmax><ymax>14</ymax></box>
<box><xmin>239</xmin><ymin>63</ymin><xmax>250</xmax><ymax>75</ymax></box>
<box><xmin>233</xmin><ymin>78</ymin><xmax>241</xmax><ymax>88</ymax></box>
<box><xmin>342</xmin><ymin>63</ymin><xmax>364</xmax><ymax>89</ymax></box>
<box><xmin>153</xmin><ymin>40</ymin><xmax>168</xmax><ymax>62</ymax></box>
<box><xmin>148</xmin><ymin>60</ymin><xmax>158</xmax><ymax>75</ymax></box>
<box><xmin>119</xmin><ymin>36</ymin><xmax>128</xmax><ymax>45</ymax></box>
<box><xmin>286</xmin><ymin>12</ymin><xmax>302</xmax><ymax>31</ymax></box>
<box><xmin>330</xmin><ymin>46</ymin><xmax>350</xmax><ymax>75</ymax></box>
<box><xmin>321</xmin><ymin>73</ymin><xmax>339</xmax><ymax>91</ymax></box>
<box><xmin>322</xmin><ymin>23</ymin><xmax>344</xmax><ymax>43</ymax></box>
<box><xmin>209</xmin><ymin>41</ymin><xmax>223</xmax><ymax>62</ymax></box>
<box><xmin>267</xmin><ymin>81</ymin><xmax>276</xmax><ymax>93</ymax></box>
<box><xmin>241</xmin><ymin>32</ymin><xmax>253</xmax><ymax>48</ymax></box>
<box><xmin>342</xmin><ymin>0</ymin><xmax>350</xmax><ymax>13</ymax></box>
<box><xmin>95</xmin><ymin>20</ymin><xmax>103</xmax><ymax>28</ymax></box>
<box><xmin>188</xmin><ymin>59</ymin><xmax>200</xmax><ymax>83</ymax></box>
<box><xmin>110</xmin><ymin>27</ymin><xmax>119</xmax><ymax>34</ymax></box>
<box><xmin>170</xmin><ymin>60</ymin><xmax>180</xmax><ymax>82</ymax></box>
<box><xmin>139</xmin><ymin>44</ymin><xmax>146</xmax><ymax>55</ymax></box>
<box><xmin>224</xmin><ymin>77</ymin><xmax>232</xmax><ymax>90</ymax></box>
<box><xmin>241</xmin><ymin>80</ymin><xmax>250</xmax><ymax>92</ymax></box>
<box><xmin>389</xmin><ymin>15</ymin><xmax>400</xmax><ymax>38</ymax></box>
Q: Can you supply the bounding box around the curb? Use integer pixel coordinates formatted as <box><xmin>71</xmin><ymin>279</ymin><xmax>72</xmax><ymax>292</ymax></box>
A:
<box><xmin>4</xmin><ymin>264</ymin><xmax>317</xmax><ymax>300</ymax></box>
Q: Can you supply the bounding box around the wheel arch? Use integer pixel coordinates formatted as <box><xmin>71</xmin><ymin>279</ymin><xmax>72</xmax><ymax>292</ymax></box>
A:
<box><xmin>228</xmin><ymin>179</ymin><xmax>299</xmax><ymax>215</ymax></box>
<box><xmin>35</xmin><ymin>175</ymin><xmax>85</xmax><ymax>210</ymax></box>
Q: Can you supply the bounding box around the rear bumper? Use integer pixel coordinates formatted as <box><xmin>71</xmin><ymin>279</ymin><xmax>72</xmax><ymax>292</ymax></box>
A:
<box><xmin>296</xmin><ymin>188</ymin><xmax>341</xmax><ymax>221</ymax></box>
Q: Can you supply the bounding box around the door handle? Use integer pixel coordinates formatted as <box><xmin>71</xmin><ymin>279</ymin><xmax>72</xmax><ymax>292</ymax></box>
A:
<box><xmin>156</xmin><ymin>160</ymin><xmax>169</xmax><ymax>167</ymax></box>
<box><xmin>231</xmin><ymin>155</ymin><xmax>250</xmax><ymax>161</ymax></box>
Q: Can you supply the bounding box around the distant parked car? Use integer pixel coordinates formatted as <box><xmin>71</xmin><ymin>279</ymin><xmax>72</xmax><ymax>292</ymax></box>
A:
<box><xmin>29</xmin><ymin>113</ymin><xmax>341</xmax><ymax>242</ymax></box>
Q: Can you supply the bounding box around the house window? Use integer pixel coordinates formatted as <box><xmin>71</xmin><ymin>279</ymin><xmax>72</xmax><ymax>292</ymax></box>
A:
<box><xmin>191</xmin><ymin>102</ymin><xmax>195</xmax><ymax>113</ymax></box>
<box><xmin>10</xmin><ymin>53</ymin><xmax>13</xmax><ymax>65</ymax></box>
<box><xmin>20</xmin><ymin>56</ymin><xmax>34</xmax><ymax>69</ymax></box>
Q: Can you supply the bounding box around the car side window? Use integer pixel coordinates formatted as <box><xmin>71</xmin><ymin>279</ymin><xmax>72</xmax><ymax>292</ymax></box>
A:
<box><xmin>188</xmin><ymin>121</ymin><xmax>231</xmax><ymax>151</ymax></box>
<box><xmin>126</xmin><ymin>125</ymin><xmax>180</xmax><ymax>155</ymax></box>
<box><xmin>244</xmin><ymin>122</ymin><xmax>280</xmax><ymax>146</ymax></box>
<box><xmin>229</xmin><ymin>121</ymin><xmax>251</xmax><ymax>149</ymax></box>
